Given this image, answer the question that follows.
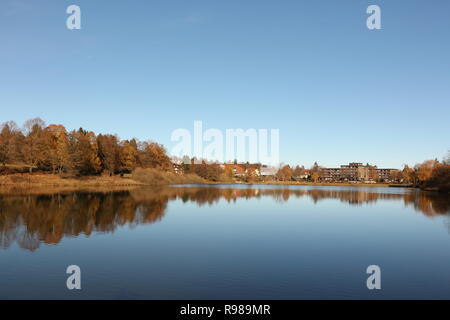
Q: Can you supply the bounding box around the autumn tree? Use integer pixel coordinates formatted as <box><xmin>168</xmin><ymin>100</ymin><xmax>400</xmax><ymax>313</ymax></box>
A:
<box><xmin>426</xmin><ymin>164</ymin><xmax>450</xmax><ymax>192</ymax></box>
<box><xmin>310</xmin><ymin>162</ymin><xmax>321</xmax><ymax>182</ymax></box>
<box><xmin>369</xmin><ymin>166</ymin><xmax>379</xmax><ymax>182</ymax></box>
<box><xmin>293</xmin><ymin>165</ymin><xmax>305</xmax><ymax>179</ymax></box>
<box><xmin>190</xmin><ymin>163</ymin><xmax>207</xmax><ymax>179</ymax></box>
<box><xmin>22</xmin><ymin>118</ymin><xmax>46</xmax><ymax>173</ymax></box>
<box><xmin>401</xmin><ymin>165</ymin><xmax>417</xmax><ymax>184</ymax></box>
<box><xmin>207</xmin><ymin>163</ymin><xmax>224</xmax><ymax>181</ymax></box>
<box><xmin>119</xmin><ymin>140</ymin><xmax>138</xmax><ymax>173</ymax></box>
<box><xmin>41</xmin><ymin>125</ymin><xmax>70</xmax><ymax>174</ymax></box>
<box><xmin>224</xmin><ymin>166</ymin><xmax>234</xmax><ymax>179</ymax></box>
<box><xmin>130</xmin><ymin>139</ymin><xmax>140</xmax><ymax>166</ymax></box>
<box><xmin>97</xmin><ymin>134</ymin><xmax>119</xmax><ymax>175</ymax></box>
<box><xmin>139</xmin><ymin>141</ymin><xmax>172</xmax><ymax>171</ymax></box>
<box><xmin>415</xmin><ymin>159</ymin><xmax>440</xmax><ymax>184</ymax></box>
<box><xmin>68</xmin><ymin>129</ymin><xmax>101</xmax><ymax>175</ymax></box>
<box><xmin>390</xmin><ymin>170</ymin><xmax>403</xmax><ymax>182</ymax></box>
<box><xmin>190</xmin><ymin>162</ymin><xmax>223</xmax><ymax>181</ymax></box>
<box><xmin>0</xmin><ymin>121</ymin><xmax>22</xmax><ymax>166</ymax></box>
<box><xmin>244</xmin><ymin>168</ymin><xmax>259</xmax><ymax>183</ymax></box>
<box><xmin>276</xmin><ymin>165</ymin><xmax>293</xmax><ymax>181</ymax></box>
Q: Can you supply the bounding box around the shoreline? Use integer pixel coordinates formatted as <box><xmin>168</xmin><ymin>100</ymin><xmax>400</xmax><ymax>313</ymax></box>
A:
<box><xmin>0</xmin><ymin>173</ymin><xmax>414</xmax><ymax>192</ymax></box>
<box><xmin>241</xmin><ymin>181</ymin><xmax>400</xmax><ymax>188</ymax></box>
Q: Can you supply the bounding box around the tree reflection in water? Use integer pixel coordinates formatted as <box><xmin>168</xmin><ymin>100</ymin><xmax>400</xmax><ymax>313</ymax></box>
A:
<box><xmin>0</xmin><ymin>186</ymin><xmax>449</xmax><ymax>251</ymax></box>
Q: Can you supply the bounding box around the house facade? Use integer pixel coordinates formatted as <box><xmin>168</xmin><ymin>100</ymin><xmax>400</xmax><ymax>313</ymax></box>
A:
<box><xmin>320</xmin><ymin>162</ymin><xmax>398</xmax><ymax>182</ymax></box>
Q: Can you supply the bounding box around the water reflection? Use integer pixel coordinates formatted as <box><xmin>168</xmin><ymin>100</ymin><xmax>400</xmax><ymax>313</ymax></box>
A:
<box><xmin>1</xmin><ymin>186</ymin><xmax>449</xmax><ymax>251</ymax></box>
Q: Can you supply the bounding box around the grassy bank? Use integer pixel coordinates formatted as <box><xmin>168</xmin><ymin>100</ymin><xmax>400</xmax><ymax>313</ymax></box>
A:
<box><xmin>0</xmin><ymin>173</ymin><xmax>146</xmax><ymax>195</ymax></box>
<box><xmin>0</xmin><ymin>168</ymin><xmax>209</xmax><ymax>190</ymax></box>
<box><xmin>132</xmin><ymin>168</ymin><xmax>209</xmax><ymax>185</ymax></box>
<box><xmin>0</xmin><ymin>173</ymin><xmax>143</xmax><ymax>187</ymax></box>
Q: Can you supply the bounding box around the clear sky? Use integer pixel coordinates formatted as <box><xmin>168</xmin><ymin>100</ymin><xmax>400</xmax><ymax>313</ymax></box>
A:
<box><xmin>1</xmin><ymin>0</ymin><xmax>449</xmax><ymax>169</ymax></box>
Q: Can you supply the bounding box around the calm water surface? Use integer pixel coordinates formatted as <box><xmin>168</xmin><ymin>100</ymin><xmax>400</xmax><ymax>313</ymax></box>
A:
<box><xmin>1</xmin><ymin>185</ymin><xmax>450</xmax><ymax>299</ymax></box>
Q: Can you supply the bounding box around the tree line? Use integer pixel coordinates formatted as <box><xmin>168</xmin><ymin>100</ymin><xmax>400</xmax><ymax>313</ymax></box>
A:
<box><xmin>274</xmin><ymin>157</ymin><xmax>450</xmax><ymax>192</ymax></box>
<box><xmin>1</xmin><ymin>118</ymin><xmax>449</xmax><ymax>191</ymax></box>
<box><xmin>396</xmin><ymin>158</ymin><xmax>450</xmax><ymax>191</ymax></box>
<box><xmin>0</xmin><ymin>118</ymin><xmax>173</xmax><ymax>175</ymax></box>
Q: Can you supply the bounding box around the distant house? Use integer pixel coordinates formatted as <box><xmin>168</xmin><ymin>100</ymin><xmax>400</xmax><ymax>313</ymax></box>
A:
<box><xmin>260</xmin><ymin>167</ymin><xmax>278</xmax><ymax>180</ymax></box>
<box><xmin>245</xmin><ymin>168</ymin><xmax>260</xmax><ymax>177</ymax></box>
<box><xmin>173</xmin><ymin>163</ymin><xmax>182</xmax><ymax>174</ymax></box>
<box><xmin>171</xmin><ymin>158</ymin><xmax>184</xmax><ymax>174</ymax></box>
<box><xmin>294</xmin><ymin>169</ymin><xmax>310</xmax><ymax>180</ymax></box>
<box><xmin>293</xmin><ymin>170</ymin><xmax>311</xmax><ymax>181</ymax></box>
<box><xmin>224</xmin><ymin>164</ymin><xmax>246</xmax><ymax>177</ymax></box>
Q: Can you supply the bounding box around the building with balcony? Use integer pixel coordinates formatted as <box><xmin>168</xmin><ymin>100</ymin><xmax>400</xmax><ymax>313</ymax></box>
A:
<box><xmin>320</xmin><ymin>163</ymin><xmax>398</xmax><ymax>182</ymax></box>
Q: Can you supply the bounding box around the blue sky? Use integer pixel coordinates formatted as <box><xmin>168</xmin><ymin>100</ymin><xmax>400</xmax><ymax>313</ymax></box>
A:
<box><xmin>0</xmin><ymin>0</ymin><xmax>449</xmax><ymax>168</ymax></box>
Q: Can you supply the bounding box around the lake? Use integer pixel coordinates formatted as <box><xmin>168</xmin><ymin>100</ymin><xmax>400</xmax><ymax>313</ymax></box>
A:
<box><xmin>1</xmin><ymin>185</ymin><xmax>450</xmax><ymax>299</ymax></box>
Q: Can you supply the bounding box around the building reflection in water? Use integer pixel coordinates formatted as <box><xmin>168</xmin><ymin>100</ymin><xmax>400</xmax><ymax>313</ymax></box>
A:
<box><xmin>0</xmin><ymin>186</ymin><xmax>449</xmax><ymax>251</ymax></box>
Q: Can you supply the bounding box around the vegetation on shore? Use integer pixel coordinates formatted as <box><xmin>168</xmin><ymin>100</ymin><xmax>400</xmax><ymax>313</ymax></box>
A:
<box><xmin>0</xmin><ymin>169</ymin><xmax>211</xmax><ymax>188</ymax></box>
<box><xmin>274</xmin><ymin>157</ymin><xmax>450</xmax><ymax>193</ymax></box>
<box><xmin>132</xmin><ymin>168</ymin><xmax>209</xmax><ymax>185</ymax></box>
<box><xmin>401</xmin><ymin>159</ymin><xmax>450</xmax><ymax>192</ymax></box>
<box><xmin>0</xmin><ymin>173</ymin><xmax>142</xmax><ymax>187</ymax></box>
<box><xmin>0</xmin><ymin>118</ymin><xmax>174</xmax><ymax>176</ymax></box>
<box><xmin>0</xmin><ymin>118</ymin><xmax>449</xmax><ymax>192</ymax></box>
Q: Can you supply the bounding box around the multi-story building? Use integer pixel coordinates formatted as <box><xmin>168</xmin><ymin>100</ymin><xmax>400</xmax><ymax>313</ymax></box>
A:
<box><xmin>320</xmin><ymin>167</ymin><xmax>341</xmax><ymax>181</ymax></box>
<box><xmin>376</xmin><ymin>168</ymin><xmax>398</xmax><ymax>181</ymax></box>
<box><xmin>341</xmin><ymin>162</ymin><xmax>364</xmax><ymax>180</ymax></box>
<box><xmin>320</xmin><ymin>163</ymin><xmax>398</xmax><ymax>182</ymax></box>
